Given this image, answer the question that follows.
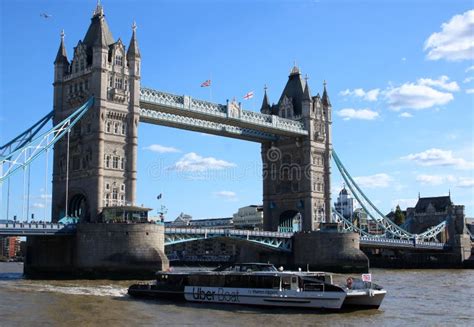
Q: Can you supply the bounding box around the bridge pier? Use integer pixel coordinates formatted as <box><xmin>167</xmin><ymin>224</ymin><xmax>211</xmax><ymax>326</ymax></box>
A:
<box><xmin>291</xmin><ymin>230</ymin><xmax>369</xmax><ymax>273</ymax></box>
<box><xmin>24</xmin><ymin>223</ymin><xmax>168</xmax><ymax>279</ymax></box>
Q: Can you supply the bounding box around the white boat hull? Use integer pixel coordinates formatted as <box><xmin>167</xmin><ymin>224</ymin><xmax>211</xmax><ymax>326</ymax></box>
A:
<box><xmin>343</xmin><ymin>290</ymin><xmax>386</xmax><ymax>309</ymax></box>
<box><xmin>184</xmin><ymin>286</ymin><xmax>346</xmax><ymax>309</ymax></box>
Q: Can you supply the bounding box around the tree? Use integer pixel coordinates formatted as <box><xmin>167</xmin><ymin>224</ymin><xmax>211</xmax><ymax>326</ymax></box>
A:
<box><xmin>394</xmin><ymin>205</ymin><xmax>405</xmax><ymax>226</ymax></box>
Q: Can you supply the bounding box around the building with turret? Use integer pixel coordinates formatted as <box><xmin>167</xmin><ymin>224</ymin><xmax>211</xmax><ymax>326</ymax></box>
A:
<box><xmin>334</xmin><ymin>186</ymin><xmax>354</xmax><ymax>220</ymax></box>
<box><xmin>51</xmin><ymin>3</ymin><xmax>141</xmax><ymax>222</ymax></box>
<box><xmin>261</xmin><ymin>67</ymin><xmax>332</xmax><ymax>231</ymax></box>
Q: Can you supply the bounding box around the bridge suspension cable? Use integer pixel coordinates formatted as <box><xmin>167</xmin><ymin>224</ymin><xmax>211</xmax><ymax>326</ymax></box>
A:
<box><xmin>332</xmin><ymin>149</ymin><xmax>446</xmax><ymax>242</ymax></box>
<box><xmin>0</xmin><ymin>110</ymin><xmax>54</xmax><ymax>159</ymax></box>
<box><xmin>0</xmin><ymin>97</ymin><xmax>94</xmax><ymax>183</ymax></box>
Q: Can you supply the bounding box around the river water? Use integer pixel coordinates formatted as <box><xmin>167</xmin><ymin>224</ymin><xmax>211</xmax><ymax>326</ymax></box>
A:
<box><xmin>0</xmin><ymin>262</ymin><xmax>472</xmax><ymax>326</ymax></box>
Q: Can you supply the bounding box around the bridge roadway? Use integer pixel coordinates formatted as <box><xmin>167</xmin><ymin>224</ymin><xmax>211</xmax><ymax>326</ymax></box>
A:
<box><xmin>0</xmin><ymin>223</ymin><xmax>449</xmax><ymax>251</ymax></box>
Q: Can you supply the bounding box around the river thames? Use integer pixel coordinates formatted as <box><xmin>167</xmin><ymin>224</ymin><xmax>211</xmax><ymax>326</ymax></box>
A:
<box><xmin>0</xmin><ymin>262</ymin><xmax>472</xmax><ymax>326</ymax></box>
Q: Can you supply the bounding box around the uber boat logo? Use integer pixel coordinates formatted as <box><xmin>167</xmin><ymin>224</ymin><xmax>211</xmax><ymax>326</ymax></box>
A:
<box><xmin>187</xmin><ymin>287</ymin><xmax>240</xmax><ymax>303</ymax></box>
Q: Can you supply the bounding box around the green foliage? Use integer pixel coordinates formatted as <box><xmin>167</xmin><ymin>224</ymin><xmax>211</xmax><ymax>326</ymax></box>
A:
<box><xmin>394</xmin><ymin>205</ymin><xmax>405</xmax><ymax>226</ymax></box>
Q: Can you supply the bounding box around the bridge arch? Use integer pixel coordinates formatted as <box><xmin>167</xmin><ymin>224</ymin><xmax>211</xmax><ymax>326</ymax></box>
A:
<box><xmin>279</xmin><ymin>210</ymin><xmax>301</xmax><ymax>232</ymax></box>
<box><xmin>68</xmin><ymin>193</ymin><xmax>90</xmax><ymax>222</ymax></box>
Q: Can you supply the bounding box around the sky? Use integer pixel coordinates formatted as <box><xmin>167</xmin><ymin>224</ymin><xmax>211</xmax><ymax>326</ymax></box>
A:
<box><xmin>1</xmin><ymin>0</ymin><xmax>473</xmax><ymax>222</ymax></box>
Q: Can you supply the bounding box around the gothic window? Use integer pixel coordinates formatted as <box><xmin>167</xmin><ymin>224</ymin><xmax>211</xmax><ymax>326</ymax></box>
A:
<box><xmin>113</xmin><ymin>156</ymin><xmax>119</xmax><ymax>169</ymax></box>
<box><xmin>74</xmin><ymin>61</ymin><xmax>78</xmax><ymax>73</ymax></box>
<box><xmin>121</xmin><ymin>123</ymin><xmax>126</xmax><ymax>135</ymax></box>
<box><xmin>115</xmin><ymin>78</ymin><xmax>123</xmax><ymax>89</ymax></box>
<box><xmin>112</xmin><ymin>189</ymin><xmax>118</xmax><ymax>200</ymax></box>
<box><xmin>74</xmin><ymin>83</ymin><xmax>78</xmax><ymax>93</ymax></box>
<box><xmin>105</xmin><ymin>155</ymin><xmax>110</xmax><ymax>168</ymax></box>
<box><xmin>105</xmin><ymin>193</ymin><xmax>110</xmax><ymax>207</ymax></box>
<box><xmin>106</xmin><ymin>121</ymin><xmax>111</xmax><ymax>133</ymax></box>
<box><xmin>109</xmin><ymin>76</ymin><xmax>113</xmax><ymax>88</ymax></box>
<box><xmin>114</xmin><ymin>123</ymin><xmax>119</xmax><ymax>134</ymax></box>
<box><xmin>106</xmin><ymin>183</ymin><xmax>110</xmax><ymax>191</ymax></box>
<box><xmin>120</xmin><ymin>157</ymin><xmax>125</xmax><ymax>170</ymax></box>
<box><xmin>69</xmin><ymin>85</ymin><xmax>73</xmax><ymax>94</ymax></box>
<box><xmin>120</xmin><ymin>194</ymin><xmax>125</xmax><ymax>204</ymax></box>
<box><xmin>85</xmin><ymin>79</ymin><xmax>89</xmax><ymax>90</ymax></box>
<box><xmin>115</xmin><ymin>55</ymin><xmax>123</xmax><ymax>66</ymax></box>
<box><xmin>121</xmin><ymin>184</ymin><xmax>125</xmax><ymax>192</ymax></box>
<box><xmin>80</xmin><ymin>60</ymin><xmax>84</xmax><ymax>71</ymax></box>
<box><xmin>124</xmin><ymin>80</ymin><xmax>128</xmax><ymax>91</ymax></box>
<box><xmin>72</xmin><ymin>156</ymin><xmax>80</xmax><ymax>171</ymax></box>
<box><xmin>79</xmin><ymin>82</ymin><xmax>83</xmax><ymax>92</ymax></box>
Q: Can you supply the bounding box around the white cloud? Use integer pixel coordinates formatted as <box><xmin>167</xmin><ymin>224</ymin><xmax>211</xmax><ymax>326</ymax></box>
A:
<box><xmin>415</xmin><ymin>175</ymin><xmax>474</xmax><ymax>188</ymax></box>
<box><xmin>214</xmin><ymin>191</ymin><xmax>238</xmax><ymax>201</ymax></box>
<box><xmin>391</xmin><ymin>198</ymin><xmax>417</xmax><ymax>209</ymax></box>
<box><xmin>401</xmin><ymin>148</ymin><xmax>474</xmax><ymax>170</ymax></box>
<box><xmin>354</xmin><ymin>173</ymin><xmax>393</xmax><ymax>188</ymax></box>
<box><xmin>402</xmin><ymin>57</ymin><xmax>407</xmax><ymax>62</ymax></box>
<box><xmin>31</xmin><ymin>203</ymin><xmax>46</xmax><ymax>209</ymax></box>
<box><xmin>417</xmin><ymin>76</ymin><xmax>460</xmax><ymax>92</ymax></box>
<box><xmin>424</xmin><ymin>10</ymin><xmax>474</xmax><ymax>61</ymax></box>
<box><xmin>457</xmin><ymin>178</ymin><xmax>474</xmax><ymax>188</ymax></box>
<box><xmin>466</xmin><ymin>88</ymin><xmax>474</xmax><ymax>94</ymax></box>
<box><xmin>463</xmin><ymin>77</ymin><xmax>474</xmax><ymax>83</ymax></box>
<box><xmin>416</xmin><ymin>174</ymin><xmax>456</xmax><ymax>185</ymax></box>
<box><xmin>336</xmin><ymin>108</ymin><xmax>379</xmax><ymax>120</ymax></box>
<box><xmin>399</xmin><ymin>112</ymin><xmax>413</xmax><ymax>118</ymax></box>
<box><xmin>385</xmin><ymin>82</ymin><xmax>453</xmax><ymax>110</ymax></box>
<box><xmin>168</xmin><ymin>152</ymin><xmax>236</xmax><ymax>172</ymax></box>
<box><xmin>466</xmin><ymin>65</ymin><xmax>474</xmax><ymax>73</ymax></box>
<box><xmin>143</xmin><ymin>144</ymin><xmax>181</xmax><ymax>154</ymax></box>
<box><xmin>339</xmin><ymin>88</ymin><xmax>380</xmax><ymax>101</ymax></box>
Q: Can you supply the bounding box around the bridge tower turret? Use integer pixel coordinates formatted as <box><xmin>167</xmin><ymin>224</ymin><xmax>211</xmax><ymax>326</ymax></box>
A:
<box><xmin>51</xmin><ymin>3</ymin><xmax>141</xmax><ymax>222</ymax></box>
<box><xmin>262</xmin><ymin>66</ymin><xmax>332</xmax><ymax>231</ymax></box>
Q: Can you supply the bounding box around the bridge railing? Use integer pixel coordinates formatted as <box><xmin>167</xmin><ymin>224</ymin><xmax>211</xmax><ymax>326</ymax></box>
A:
<box><xmin>139</xmin><ymin>87</ymin><xmax>307</xmax><ymax>135</ymax></box>
<box><xmin>0</xmin><ymin>223</ymin><xmax>67</xmax><ymax>230</ymax></box>
<box><xmin>360</xmin><ymin>236</ymin><xmax>446</xmax><ymax>249</ymax></box>
<box><xmin>164</xmin><ymin>227</ymin><xmax>293</xmax><ymax>238</ymax></box>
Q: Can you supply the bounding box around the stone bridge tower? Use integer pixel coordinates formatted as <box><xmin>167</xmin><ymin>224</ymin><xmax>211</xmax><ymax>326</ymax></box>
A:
<box><xmin>262</xmin><ymin>66</ymin><xmax>332</xmax><ymax>231</ymax></box>
<box><xmin>51</xmin><ymin>4</ymin><xmax>141</xmax><ymax>222</ymax></box>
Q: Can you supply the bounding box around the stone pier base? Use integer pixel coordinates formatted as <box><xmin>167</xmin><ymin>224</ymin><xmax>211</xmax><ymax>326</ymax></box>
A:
<box><xmin>24</xmin><ymin>223</ymin><xmax>169</xmax><ymax>279</ymax></box>
<box><xmin>291</xmin><ymin>231</ymin><xmax>369</xmax><ymax>273</ymax></box>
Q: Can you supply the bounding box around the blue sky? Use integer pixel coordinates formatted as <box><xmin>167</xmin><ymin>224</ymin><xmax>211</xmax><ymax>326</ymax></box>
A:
<box><xmin>1</xmin><ymin>0</ymin><xmax>473</xmax><ymax>222</ymax></box>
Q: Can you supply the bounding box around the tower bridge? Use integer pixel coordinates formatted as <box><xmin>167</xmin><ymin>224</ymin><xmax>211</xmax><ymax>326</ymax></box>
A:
<box><xmin>1</xmin><ymin>3</ymin><xmax>472</xmax><ymax>277</ymax></box>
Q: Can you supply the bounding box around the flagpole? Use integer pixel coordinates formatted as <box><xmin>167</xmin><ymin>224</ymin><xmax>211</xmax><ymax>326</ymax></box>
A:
<box><xmin>209</xmin><ymin>73</ymin><xmax>213</xmax><ymax>102</ymax></box>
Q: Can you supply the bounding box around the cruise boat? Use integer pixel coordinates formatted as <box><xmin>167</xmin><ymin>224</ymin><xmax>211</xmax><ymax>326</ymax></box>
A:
<box><xmin>128</xmin><ymin>263</ymin><xmax>386</xmax><ymax>310</ymax></box>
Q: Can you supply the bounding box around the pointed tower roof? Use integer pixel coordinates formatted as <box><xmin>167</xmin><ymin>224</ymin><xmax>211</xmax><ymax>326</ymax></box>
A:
<box><xmin>260</xmin><ymin>85</ymin><xmax>271</xmax><ymax>113</ymax></box>
<box><xmin>54</xmin><ymin>30</ymin><xmax>69</xmax><ymax>65</ymax></box>
<box><xmin>82</xmin><ymin>2</ymin><xmax>114</xmax><ymax>49</ymax></box>
<box><xmin>322</xmin><ymin>80</ymin><xmax>331</xmax><ymax>106</ymax></box>
<box><xmin>278</xmin><ymin>64</ymin><xmax>306</xmax><ymax>115</ymax></box>
<box><xmin>303</xmin><ymin>74</ymin><xmax>311</xmax><ymax>101</ymax></box>
<box><xmin>127</xmin><ymin>21</ymin><xmax>141</xmax><ymax>59</ymax></box>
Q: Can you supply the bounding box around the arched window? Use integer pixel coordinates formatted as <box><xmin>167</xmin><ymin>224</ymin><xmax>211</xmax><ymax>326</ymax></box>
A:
<box><xmin>105</xmin><ymin>155</ymin><xmax>110</xmax><ymax>168</ymax></box>
<box><xmin>121</xmin><ymin>123</ymin><xmax>126</xmax><ymax>135</ymax></box>
<box><xmin>120</xmin><ymin>158</ymin><xmax>125</xmax><ymax>170</ymax></box>
<box><xmin>114</xmin><ymin>123</ymin><xmax>119</xmax><ymax>134</ymax></box>
<box><xmin>106</xmin><ymin>121</ymin><xmax>111</xmax><ymax>133</ymax></box>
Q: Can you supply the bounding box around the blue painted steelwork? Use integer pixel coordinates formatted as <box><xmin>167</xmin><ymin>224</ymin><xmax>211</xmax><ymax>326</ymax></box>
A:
<box><xmin>139</xmin><ymin>87</ymin><xmax>308</xmax><ymax>141</ymax></box>
<box><xmin>332</xmin><ymin>150</ymin><xmax>447</xmax><ymax>242</ymax></box>
<box><xmin>164</xmin><ymin>227</ymin><xmax>293</xmax><ymax>252</ymax></box>
<box><xmin>0</xmin><ymin>110</ymin><xmax>54</xmax><ymax>159</ymax></box>
<box><xmin>0</xmin><ymin>97</ymin><xmax>94</xmax><ymax>183</ymax></box>
<box><xmin>0</xmin><ymin>222</ymin><xmax>76</xmax><ymax>236</ymax></box>
<box><xmin>0</xmin><ymin>222</ymin><xmax>450</xmax><ymax>250</ymax></box>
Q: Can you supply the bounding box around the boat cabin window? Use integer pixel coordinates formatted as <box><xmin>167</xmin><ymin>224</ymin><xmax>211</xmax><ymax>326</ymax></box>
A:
<box><xmin>188</xmin><ymin>274</ymin><xmax>280</xmax><ymax>289</ymax></box>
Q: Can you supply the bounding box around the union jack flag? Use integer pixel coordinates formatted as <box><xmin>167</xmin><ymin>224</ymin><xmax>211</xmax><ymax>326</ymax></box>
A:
<box><xmin>200</xmin><ymin>79</ymin><xmax>211</xmax><ymax>87</ymax></box>
<box><xmin>243</xmin><ymin>91</ymin><xmax>254</xmax><ymax>100</ymax></box>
